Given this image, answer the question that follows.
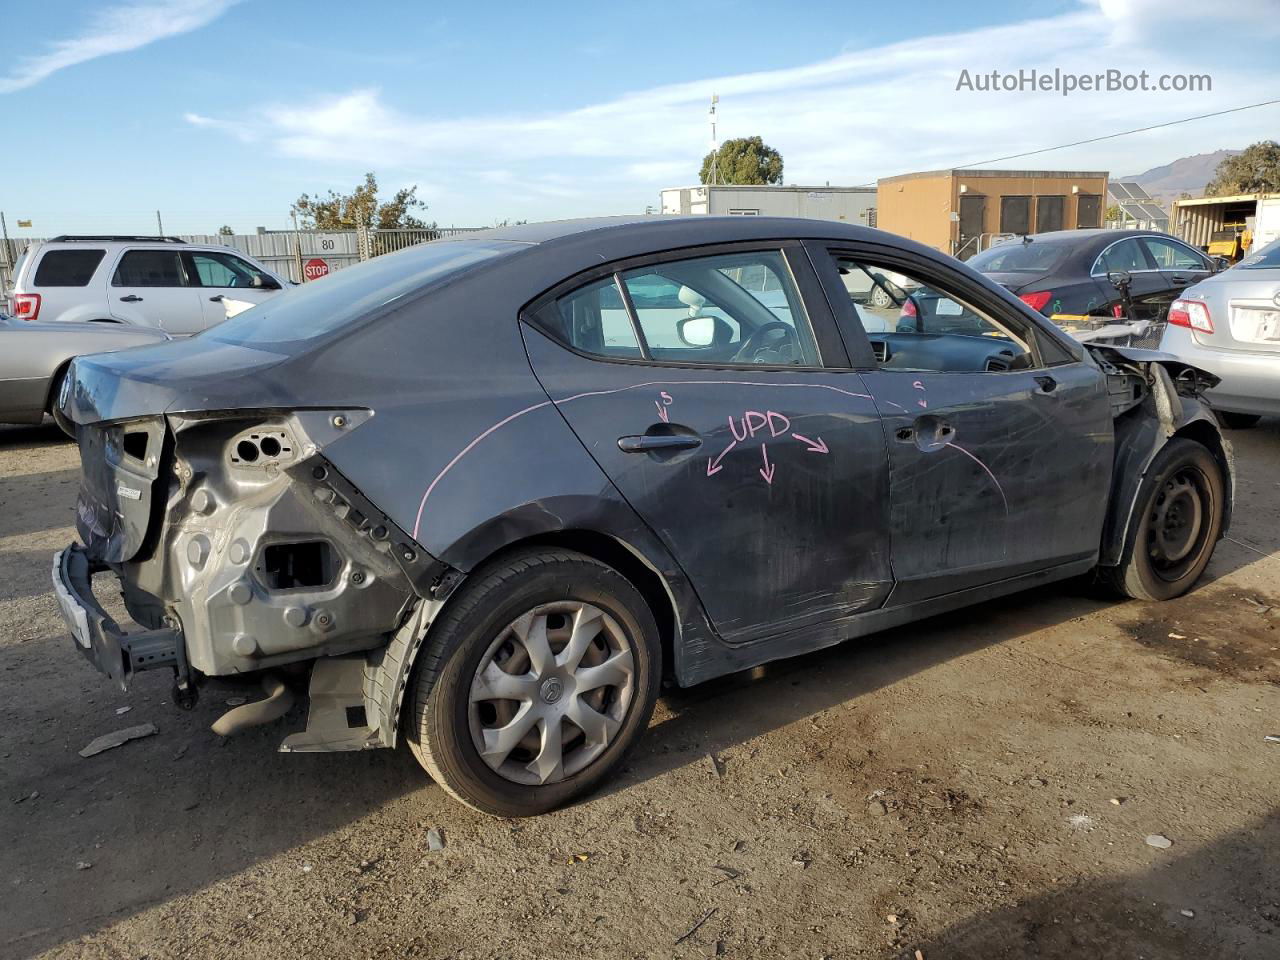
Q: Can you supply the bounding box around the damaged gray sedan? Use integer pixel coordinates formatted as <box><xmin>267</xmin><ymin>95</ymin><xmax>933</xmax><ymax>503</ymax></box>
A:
<box><xmin>52</xmin><ymin>217</ymin><xmax>1232</xmax><ymax>816</ymax></box>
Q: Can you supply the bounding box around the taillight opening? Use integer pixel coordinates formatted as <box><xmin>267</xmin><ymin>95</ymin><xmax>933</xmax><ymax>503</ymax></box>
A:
<box><xmin>1169</xmin><ymin>298</ymin><xmax>1213</xmax><ymax>334</ymax></box>
<box><xmin>1019</xmin><ymin>290</ymin><xmax>1052</xmax><ymax>313</ymax></box>
<box><xmin>12</xmin><ymin>292</ymin><xmax>40</xmax><ymax>321</ymax></box>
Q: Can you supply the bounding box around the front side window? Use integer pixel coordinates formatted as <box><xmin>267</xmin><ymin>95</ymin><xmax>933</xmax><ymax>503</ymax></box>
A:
<box><xmin>34</xmin><ymin>249</ymin><xmax>105</xmax><ymax>286</ymax></box>
<box><xmin>113</xmin><ymin>250</ymin><xmax>185</xmax><ymax>287</ymax></box>
<box><xmin>189</xmin><ymin>251</ymin><xmax>271</xmax><ymax>288</ymax></box>
<box><xmin>537</xmin><ymin>250</ymin><xmax>821</xmax><ymax>367</ymax></box>
<box><xmin>1094</xmin><ymin>238</ymin><xmax>1149</xmax><ymax>275</ymax></box>
<box><xmin>832</xmin><ymin>254</ymin><xmax>1038</xmax><ymax>373</ymax></box>
<box><xmin>1141</xmin><ymin>237</ymin><xmax>1207</xmax><ymax>271</ymax></box>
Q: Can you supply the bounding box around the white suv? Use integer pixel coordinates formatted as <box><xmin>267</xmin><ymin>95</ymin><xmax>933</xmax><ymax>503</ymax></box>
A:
<box><xmin>5</xmin><ymin>236</ymin><xmax>289</xmax><ymax>335</ymax></box>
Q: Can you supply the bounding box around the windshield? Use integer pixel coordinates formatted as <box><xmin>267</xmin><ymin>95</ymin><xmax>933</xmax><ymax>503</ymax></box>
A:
<box><xmin>1238</xmin><ymin>238</ymin><xmax>1280</xmax><ymax>269</ymax></box>
<box><xmin>206</xmin><ymin>239</ymin><xmax>520</xmax><ymax>346</ymax></box>
<box><xmin>968</xmin><ymin>240</ymin><xmax>1072</xmax><ymax>273</ymax></box>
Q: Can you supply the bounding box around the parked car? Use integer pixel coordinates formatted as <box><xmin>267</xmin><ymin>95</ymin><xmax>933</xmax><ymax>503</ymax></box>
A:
<box><xmin>0</xmin><ymin>313</ymin><xmax>169</xmax><ymax>425</ymax></box>
<box><xmin>5</xmin><ymin>235</ymin><xmax>289</xmax><ymax>336</ymax></box>
<box><xmin>968</xmin><ymin>229</ymin><xmax>1223</xmax><ymax>326</ymax></box>
<box><xmin>1158</xmin><ymin>237</ymin><xmax>1280</xmax><ymax>428</ymax></box>
<box><xmin>52</xmin><ymin>216</ymin><xmax>1231</xmax><ymax>817</ymax></box>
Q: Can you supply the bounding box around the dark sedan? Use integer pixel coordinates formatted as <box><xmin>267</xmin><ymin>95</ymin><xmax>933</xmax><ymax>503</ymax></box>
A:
<box><xmin>968</xmin><ymin>229</ymin><xmax>1222</xmax><ymax>324</ymax></box>
<box><xmin>52</xmin><ymin>217</ymin><xmax>1230</xmax><ymax>816</ymax></box>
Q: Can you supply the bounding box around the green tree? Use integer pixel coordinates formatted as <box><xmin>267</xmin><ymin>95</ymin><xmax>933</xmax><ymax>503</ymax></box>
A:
<box><xmin>1105</xmin><ymin>204</ymin><xmax>1123</xmax><ymax>222</ymax></box>
<box><xmin>217</xmin><ymin>224</ymin><xmax>234</xmax><ymax>236</ymax></box>
<box><xmin>699</xmin><ymin>136</ymin><xmax>783</xmax><ymax>186</ymax></box>
<box><xmin>1205</xmin><ymin>141</ymin><xmax>1280</xmax><ymax>196</ymax></box>
<box><xmin>292</xmin><ymin>172</ymin><xmax>431</xmax><ymax>230</ymax></box>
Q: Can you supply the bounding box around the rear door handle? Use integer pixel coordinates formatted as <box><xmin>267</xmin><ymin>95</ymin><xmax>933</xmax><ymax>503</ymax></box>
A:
<box><xmin>208</xmin><ymin>295</ymin><xmax>224</xmax><ymax>302</ymax></box>
<box><xmin>119</xmin><ymin>295</ymin><xmax>144</xmax><ymax>303</ymax></box>
<box><xmin>1034</xmin><ymin>375</ymin><xmax>1058</xmax><ymax>394</ymax></box>
<box><xmin>1170</xmin><ymin>275</ymin><xmax>1190</xmax><ymax>286</ymax></box>
<box><xmin>617</xmin><ymin>434</ymin><xmax>702</xmax><ymax>453</ymax></box>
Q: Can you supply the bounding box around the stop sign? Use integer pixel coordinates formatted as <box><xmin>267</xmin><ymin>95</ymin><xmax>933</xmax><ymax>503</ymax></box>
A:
<box><xmin>303</xmin><ymin>258</ymin><xmax>330</xmax><ymax>281</ymax></box>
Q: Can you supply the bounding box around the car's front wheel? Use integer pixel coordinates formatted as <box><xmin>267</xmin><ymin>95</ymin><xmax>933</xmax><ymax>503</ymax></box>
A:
<box><xmin>405</xmin><ymin>548</ymin><xmax>660</xmax><ymax>817</ymax></box>
<box><xmin>1100</xmin><ymin>438</ymin><xmax>1225</xmax><ymax>601</ymax></box>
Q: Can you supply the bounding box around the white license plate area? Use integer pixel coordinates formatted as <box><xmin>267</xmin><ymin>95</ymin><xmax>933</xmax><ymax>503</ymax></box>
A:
<box><xmin>1230</xmin><ymin>306</ymin><xmax>1280</xmax><ymax>344</ymax></box>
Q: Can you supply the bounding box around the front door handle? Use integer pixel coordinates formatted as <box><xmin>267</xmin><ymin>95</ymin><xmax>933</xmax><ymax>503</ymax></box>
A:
<box><xmin>119</xmin><ymin>295</ymin><xmax>144</xmax><ymax>303</ymax></box>
<box><xmin>617</xmin><ymin>434</ymin><xmax>702</xmax><ymax>453</ymax></box>
<box><xmin>208</xmin><ymin>294</ymin><xmax>224</xmax><ymax>302</ymax></box>
<box><xmin>1034</xmin><ymin>375</ymin><xmax>1058</xmax><ymax>394</ymax></box>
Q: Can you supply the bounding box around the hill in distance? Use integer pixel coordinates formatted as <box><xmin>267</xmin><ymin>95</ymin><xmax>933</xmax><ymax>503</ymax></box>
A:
<box><xmin>1121</xmin><ymin>149</ymin><xmax>1242</xmax><ymax>207</ymax></box>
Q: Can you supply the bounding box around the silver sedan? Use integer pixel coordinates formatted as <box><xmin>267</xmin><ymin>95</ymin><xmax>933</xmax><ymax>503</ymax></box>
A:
<box><xmin>1158</xmin><ymin>238</ymin><xmax>1280</xmax><ymax>428</ymax></box>
<box><xmin>0</xmin><ymin>314</ymin><xmax>170</xmax><ymax>425</ymax></box>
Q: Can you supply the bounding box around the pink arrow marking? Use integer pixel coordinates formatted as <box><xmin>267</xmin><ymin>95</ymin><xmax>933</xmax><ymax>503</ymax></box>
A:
<box><xmin>655</xmin><ymin>400</ymin><xmax>669</xmax><ymax>423</ymax></box>
<box><xmin>759</xmin><ymin>444</ymin><xmax>775</xmax><ymax>485</ymax></box>
<box><xmin>706</xmin><ymin>440</ymin><xmax>737</xmax><ymax>477</ymax></box>
<box><xmin>791</xmin><ymin>433</ymin><xmax>829</xmax><ymax>454</ymax></box>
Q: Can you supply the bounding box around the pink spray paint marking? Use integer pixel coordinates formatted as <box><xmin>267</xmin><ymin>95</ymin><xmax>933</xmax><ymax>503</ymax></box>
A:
<box><xmin>655</xmin><ymin>390</ymin><xmax>673</xmax><ymax>422</ymax></box>
<box><xmin>413</xmin><ymin>377</ymin><xmax>881</xmax><ymax>539</ymax></box>
<box><xmin>706</xmin><ymin>440</ymin><xmax>737</xmax><ymax>477</ymax></box>
<box><xmin>758</xmin><ymin>444</ymin><xmax>775</xmax><ymax>485</ymax></box>
<box><xmin>945</xmin><ymin>441</ymin><xmax>1008</xmax><ymax>516</ymax></box>
<box><xmin>655</xmin><ymin>400</ymin><xmax>669</xmax><ymax>423</ymax></box>
<box><xmin>791</xmin><ymin>433</ymin><xmax>828</xmax><ymax>454</ymax></box>
<box><xmin>913</xmin><ymin>379</ymin><xmax>928</xmax><ymax>409</ymax></box>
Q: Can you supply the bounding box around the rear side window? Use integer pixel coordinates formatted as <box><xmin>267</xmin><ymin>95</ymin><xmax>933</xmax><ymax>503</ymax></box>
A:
<box><xmin>1239</xmin><ymin>238</ymin><xmax>1280</xmax><ymax>269</ymax></box>
<box><xmin>113</xmin><ymin>250</ymin><xmax>185</xmax><ymax>287</ymax></box>
<box><xmin>34</xmin><ymin>249</ymin><xmax>105</xmax><ymax>286</ymax></box>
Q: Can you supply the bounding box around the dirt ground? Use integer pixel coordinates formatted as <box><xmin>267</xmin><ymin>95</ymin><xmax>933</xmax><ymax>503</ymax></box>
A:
<box><xmin>2</xmin><ymin>418</ymin><xmax>1277</xmax><ymax>960</ymax></box>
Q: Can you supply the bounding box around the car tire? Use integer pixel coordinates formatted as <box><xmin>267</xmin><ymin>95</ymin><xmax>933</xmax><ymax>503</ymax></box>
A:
<box><xmin>405</xmin><ymin>547</ymin><xmax>661</xmax><ymax>817</ymax></box>
<box><xmin>46</xmin><ymin>363</ymin><xmax>75</xmax><ymax>438</ymax></box>
<box><xmin>870</xmin><ymin>285</ymin><xmax>893</xmax><ymax>309</ymax></box>
<box><xmin>1098</xmin><ymin>438</ymin><xmax>1224</xmax><ymax>602</ymax></box>
<box><xmin>1218</xmin><ymin>411</ymin><xmax>1261</xmax><ymax>430</ymax></box>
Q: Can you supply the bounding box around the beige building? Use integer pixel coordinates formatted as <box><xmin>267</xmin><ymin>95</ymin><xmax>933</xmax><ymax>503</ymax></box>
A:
<box><xmin>876</xmin><ymin>169</ymin><xmax>1109</xmax><ymax>259</ymax></box>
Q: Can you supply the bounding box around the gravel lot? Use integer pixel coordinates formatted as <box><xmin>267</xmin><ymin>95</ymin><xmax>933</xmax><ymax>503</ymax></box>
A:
<box><xmin>2</xmin><ymin>419</ymin><xmax>1278</xmax><ymax>960</ymax></box>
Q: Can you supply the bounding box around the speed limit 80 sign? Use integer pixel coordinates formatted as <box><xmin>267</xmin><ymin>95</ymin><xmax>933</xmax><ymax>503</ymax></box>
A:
<box><xmin>303</xmin><ymin>258</ymin><xmax>330</xmax><ymax>281</ymax></box>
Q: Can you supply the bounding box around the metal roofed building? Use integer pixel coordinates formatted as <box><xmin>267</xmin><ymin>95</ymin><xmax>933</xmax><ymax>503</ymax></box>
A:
<box><xmin>659</xmin><ymin>184</ymin><xmax>877</xmax><ymax>224</ymax></box>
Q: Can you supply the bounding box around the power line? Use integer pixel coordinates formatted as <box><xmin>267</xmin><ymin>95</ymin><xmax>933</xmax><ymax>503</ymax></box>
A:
<box><xmin>857</xmin><ymin>97</ymin><xmax>1280</xmax><ymax>186</ymax></box>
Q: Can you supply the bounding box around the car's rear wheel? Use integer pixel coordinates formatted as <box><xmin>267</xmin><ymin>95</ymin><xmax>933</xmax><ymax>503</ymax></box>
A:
<box><xmin>1099</xmin><ymin>438</ymin><xmax>1224</xmax><ymax>601</ymax></box>
<box><xmin>1218</xmin><ymin>411</ymin><xmax>1261</xmax><ymax>430</ymax></box>
<box><xmin>405</xmin><ymin>548</ymin><xmax>660</xmax><ymax>817</ymax></box>
<box><xmin>870</xmin><ymin>285</ymin><xmax>893</xmax><ymax>308</ymax></box>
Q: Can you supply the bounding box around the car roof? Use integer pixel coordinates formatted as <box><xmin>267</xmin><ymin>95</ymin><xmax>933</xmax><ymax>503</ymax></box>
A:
<box><xmin>448</xmin><ymin>215</ymin><xmax>884</xmax><ymax>247</ymax></box>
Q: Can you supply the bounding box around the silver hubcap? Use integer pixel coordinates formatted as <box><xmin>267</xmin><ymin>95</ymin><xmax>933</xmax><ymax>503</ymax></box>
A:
<box><xmin>468</xmin><ymin>601</ymin><xmax>636</xmax><ymax>786</ymax></box>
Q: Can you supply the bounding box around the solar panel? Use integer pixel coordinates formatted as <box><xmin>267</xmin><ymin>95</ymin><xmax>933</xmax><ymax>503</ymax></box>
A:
<box><xmin>1124</xmin><ymin>183</ymin><xmax>1153</xmax><ymax>202</ymax></box>
<box><xmin>1110</xmin><ymin>182</ymin><xmax>1135</xmax><ymax>201</ymax></box>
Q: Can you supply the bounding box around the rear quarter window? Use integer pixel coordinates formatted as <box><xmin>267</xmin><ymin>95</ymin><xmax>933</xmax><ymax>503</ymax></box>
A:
<box><xmin>33</xmin><ymin>249</ymin><xmax>106</xmax><ymax>286</ymax></box>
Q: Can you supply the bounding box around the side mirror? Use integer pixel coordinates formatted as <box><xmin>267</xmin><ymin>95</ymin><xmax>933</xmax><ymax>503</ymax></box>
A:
<box><xmin>1211</xmin><ymin>256</ymin><xmax>1231</xmax><ymax>273</ymax></box>
<box><xmin>257</xmin><ymin>276</ymin><xmax>282</xmax><ymax>290</ymax></box>
<box><xmin>677</xmin><ymin>314</ymin><xmax>733</xmax><ymax>347</ymax></box>
<box><xmin>1107</xmin><ymin>269</ymin><xmax>1132</xmax><ymax>290</ymax></box>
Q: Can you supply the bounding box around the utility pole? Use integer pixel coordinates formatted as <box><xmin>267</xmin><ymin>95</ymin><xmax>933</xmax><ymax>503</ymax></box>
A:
<box><xmin>291</xmin><ymin>211</ymin><xmax>304</xmax><ymax>281</ymax></box>
<box><xmin>0</xmin><ymin>211</ymin><xmax>11</xmax><ymax>274</ymax></box>
<box><xmin>156</xmin><ymin>210</ymin><xmax>164</xmax><ymax>235</ymax></box>
<box><xmin>708</xmin><ymin>94</ymin><xmax>719</xmax><ymax>187</ymax></box>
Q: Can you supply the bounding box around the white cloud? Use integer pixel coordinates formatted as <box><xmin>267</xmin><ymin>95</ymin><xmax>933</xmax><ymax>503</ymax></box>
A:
<box><xmin>0</xmin><ymin>0</ymin><xmax>239</xmax><ymax>94</ymax></box>
<box><xmin>185</xmin><ymin>0</ymin><xmax>1280</xmax><ymax>220</ymax></box>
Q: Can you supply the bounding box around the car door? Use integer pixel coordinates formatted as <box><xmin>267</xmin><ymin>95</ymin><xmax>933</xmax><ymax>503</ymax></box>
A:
<box><xmin>185</xmin><ymin>250</ymin><xmax>282</xmax><ymax>329</ymax></box>
<box><xmin>108</xmin><ymin>247</ymin><xmax>204</xmax><ymax>334</ymax></box>
<box><xmin>813</xmin><ymin>242</ymin><xmax>1114</xmax><ymax>604</ymax></box>
<box><xmin>521</xmin><ymin>244</ymin><xmax>893</xmax><ymax>645</ymax></box>
<box><xmin>1140</xmin><ymin>236</ymin><xmax>1213</xmax><ymax>312</ymax></box>
<box><xmin>1089</xmin><ymin>236</ymin><xmax>1167</xmax><ymax>322</ymax></box>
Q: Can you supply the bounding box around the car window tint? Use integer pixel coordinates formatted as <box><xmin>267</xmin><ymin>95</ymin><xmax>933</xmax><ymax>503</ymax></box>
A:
<box><xmin>206</xmin><ymin>239</ymin><xmax>517</xmax><ymax>346</ymax></box>
<box><xmin>190</xmin><ymin>251</ymin><xmax>269</xmax><ymax>288</ymax></box>
<box><xmin>1095</xmin><ymin>238</ymin><xmax>1147</xmax><ymax>275</ymax></box>
<box><xmin>550</xmin><ymin>277</ymin><xmax>642</xmax><ymax>358</ymax></box>
<box><xmin>621</xmin><ymin>250</ymin><xmax>819</xmax><ymax>366</ymax></box>
<box><xmin>968</xmin><ymin>240</ymin><xmax>1071</xmax><ymax>273</ymax></box>
<box><xmin>1142</xmin><ymin>238</ymin><xmax>1206</xmax><ymax>271</ymax></box>
<box><xmin>113</xmin><ymin>250</ymin><xmax>185</xmax><ymax>287</ymax></box>
<box><xmin>33</xmin><ymin>249</ymin><xmax>105</xmax><ymax>286</ymax></box>
<box><xmin>1239</xmin><ymin>238</ymin><xmax>1280</xmax><ymax>269</ymax></box>
<box><xmin>833</xmin><ymin>255</ymin><xmax>1034</xmax><ymax>373</ymax></box>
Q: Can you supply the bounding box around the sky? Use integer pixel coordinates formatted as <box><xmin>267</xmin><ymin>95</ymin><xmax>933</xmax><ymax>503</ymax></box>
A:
<box><xmin>1</xmin><ymin>0</ymin><xmax>1278</xmax><ymax>236</ymax></box>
